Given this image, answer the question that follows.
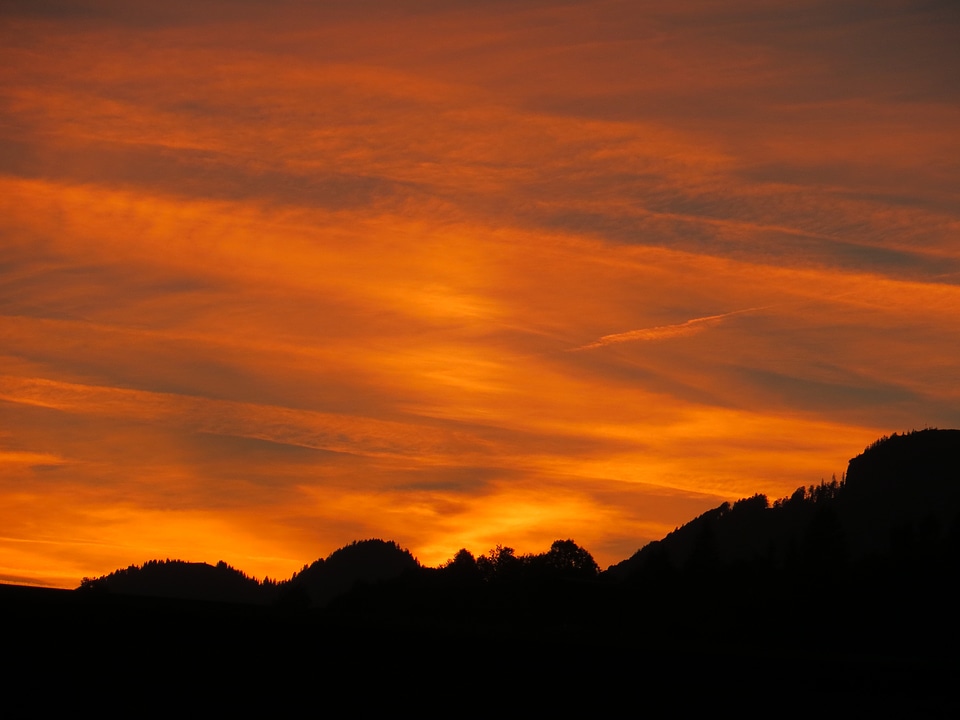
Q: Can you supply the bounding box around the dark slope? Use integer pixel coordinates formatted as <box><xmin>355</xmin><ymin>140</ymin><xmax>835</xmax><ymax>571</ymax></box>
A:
<box><xmin>79</xmin><ymin>558</ymin><xmax>273</xmax><ymax>604</ymax></box>
<box><xmin>78</xmin><ymin>539</ymin><xmax>420</xmax><ymax>609</ymax></box>
<box><xmin>6</xmin><ymin>431</ymin><xmax>960</xmax><ymax>709</ymax></box>
<box><xmin>606</xmin><ymin>428</ymin><xmax>960</xmax><ymax>581</ymax></box>
<box><xmin>841</xmin><ymin>428</ymin><xmax>960</xmax><ymax>557</ymax></box>
<box><xmin>279</xmin><ymin>538</ymin><xmax>420</xmax><ymax>607</ymax></box>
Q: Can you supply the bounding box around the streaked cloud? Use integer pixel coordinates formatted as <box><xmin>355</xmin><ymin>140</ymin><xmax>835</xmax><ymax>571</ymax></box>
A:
<box><xmin>1</xmin><ymin>0</ymin><xmax>958</xmax><ymax>586</ymax></box>
<box><xmin>572</xmin><ymin>307</ymin><xmax>768</xmax><ymax>350</ymax></box>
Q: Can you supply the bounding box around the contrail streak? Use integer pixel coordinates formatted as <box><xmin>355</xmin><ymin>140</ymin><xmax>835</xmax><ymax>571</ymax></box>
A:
<box><xmin>571</xmin><ymin>307</ymin><xmax>767</xmax><ymax>351</ymax></box>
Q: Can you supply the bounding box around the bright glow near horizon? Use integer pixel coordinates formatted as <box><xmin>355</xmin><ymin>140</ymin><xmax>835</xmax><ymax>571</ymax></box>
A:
<box><xmin>1</xmin><ymin>0</ymin><xmax>958</xmax><ymax>587</ymax></box>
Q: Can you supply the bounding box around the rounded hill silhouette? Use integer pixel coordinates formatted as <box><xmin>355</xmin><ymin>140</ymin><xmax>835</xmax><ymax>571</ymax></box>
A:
<box><xmin>281</xmin><ymin>538</ymin><xmax>420</xmax><ymax>608</ymax></box>
<box><xmin>79</xmin><ymin>559</ymin><xmax>269</xmax><ymax>604</ymax></box>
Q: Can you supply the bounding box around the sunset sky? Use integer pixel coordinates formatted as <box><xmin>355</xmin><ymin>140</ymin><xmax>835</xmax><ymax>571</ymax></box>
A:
<box><xmin>2</xmin><ymin>0</ymin><xmax>958</xmax><ymax>588</ymax></box>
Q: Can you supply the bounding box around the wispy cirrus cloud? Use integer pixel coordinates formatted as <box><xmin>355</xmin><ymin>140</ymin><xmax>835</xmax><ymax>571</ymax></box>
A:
<box><xmin>1</xmin><ymin>0</ymin><xmax>958</xmax><ymax>587</ymax></box>
<box><xmin>572</xmin><ymin>307</ymin><xmax>769</xmax><ymax>351</ymax></box>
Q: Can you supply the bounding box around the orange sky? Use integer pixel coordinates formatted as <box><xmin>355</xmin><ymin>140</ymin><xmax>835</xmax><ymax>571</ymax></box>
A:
<box><xmin>2</xmin><ymin>0</ymin><xmax>959</xmax><ymax>587</ymax></box>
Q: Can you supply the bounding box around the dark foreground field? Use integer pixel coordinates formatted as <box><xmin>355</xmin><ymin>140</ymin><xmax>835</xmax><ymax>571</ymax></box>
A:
<box><xmin>8</xmin><ymin>431</ymin><xmax>960</xmax><ymax>712</ymax></box>
<box><xmin>4</xmin><ymin>578</ymin><xmax>957</xmax><ymax>714</ymax></box>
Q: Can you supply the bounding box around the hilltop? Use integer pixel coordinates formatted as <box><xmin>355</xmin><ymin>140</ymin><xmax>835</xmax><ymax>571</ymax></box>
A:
<box><xmin>5</xmin><ymin>429</ymin><xmax>960</xmax><ymax>708</ymax></box>
<box><xmin>74</xmin><ymin>429</ymin><xmax>960</xmax><ymax>614</ymax></box>
<box><xmin>608</xmin><ymin>428</ymin><xmax>960</xmax><ymax>582</ymax></box>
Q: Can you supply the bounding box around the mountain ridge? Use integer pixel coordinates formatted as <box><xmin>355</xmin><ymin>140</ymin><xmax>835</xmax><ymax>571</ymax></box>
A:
<box><xmin>74</xmin><ymin>429</ymin><xmax>960</xmax><ymax>607</ymax></box>
<box><xmin>9</xmin><ymin>429</ymin><xmax>960</xmax><ymax>708</ymax></box>
<box><xmin>606</xmin><ymin>428</ymin><xmax>960</xmax><ymax>581</ymax></box>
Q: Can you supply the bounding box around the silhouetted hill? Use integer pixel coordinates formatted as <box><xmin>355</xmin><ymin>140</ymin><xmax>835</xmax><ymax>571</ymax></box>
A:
<box><xmin>607</xmin><ymin>428</ymin><xmax>960</xmax><ymax>581</ymax></box>
<box><xmin>79</xmin><ymin>558</ymin><xmax>273</xmax><ymax>605</ymax></box>
<box><xmin>279</xmin><ymin>538</ymin><xmax>420</xmax><ymax>608</ymax></box>
<box><xmin>73</xmin><ymin>429</ymin><xmax>960</xmax><ymax>609</ymax></box>
<box><xmin>841</xmin><ymin>428</ymin><xmax>960</xmax><ymax>557</ymax></box>
<box><xmin>78</xmin><ymin>540</ymin><xmax>421</xmax><ymax>608</ymax></box>
<box><xmin>11</xmin><ymin>430</ymin><xmax>960</xmax><ymax>708</ymax></box>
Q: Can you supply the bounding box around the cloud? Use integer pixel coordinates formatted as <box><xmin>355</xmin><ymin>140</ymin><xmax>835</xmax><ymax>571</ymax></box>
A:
<box><xmin>1</xmin><ymin>0</ymin><xmax>958</xmax><ymax>587</ymax></box>
<box><xmin>571</xmin><ymin>307</ymin><xmax>767</xmax><ymax>351</ymax></box>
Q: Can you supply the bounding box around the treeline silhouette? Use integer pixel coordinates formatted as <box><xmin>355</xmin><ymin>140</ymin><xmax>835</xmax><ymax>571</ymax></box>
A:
<box><xmin>78</xmin><ymin>429</ymin><xmax>960</xmax><ymax>612</ymax></box>
<box><xmin>611</xmin><ymin>428</ymin><xmax>960</xmax><ymax>583</ymax></box>
<box><xmin>7</xmin><ymin>429</ymin><xmax>960</xmax><ymax>707</ymax></box>
<box><xmin>78</xmin><ymin>537</ymin><xmax>602</xmax><ymax>607</ymax></box>
<box><xmin>79</xmin><ymin>558</ymin><xmax>271</xmax><ymax>604</ymax></box>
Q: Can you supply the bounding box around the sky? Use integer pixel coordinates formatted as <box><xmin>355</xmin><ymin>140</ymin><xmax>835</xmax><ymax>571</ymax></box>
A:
<box><xmin>1</xmin><ymin>0</ymin><xmax>959</xmax><ymax>588</ymax></box>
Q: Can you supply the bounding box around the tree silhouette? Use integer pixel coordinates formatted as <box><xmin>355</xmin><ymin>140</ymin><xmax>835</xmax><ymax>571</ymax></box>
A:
<box><xmin>477</xmin><ymin>545</ymin><xmax>521</xmax><ymax>582</ymax></box>
<box><xmin>441</xmin><ymin>548</ymin><xmax>482</xmax><ymax>583</ymax></box>
<box><xmin>542</xmin><ymin>539</ymin><xmax>600</xmax><ymax>579</ymax></box>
